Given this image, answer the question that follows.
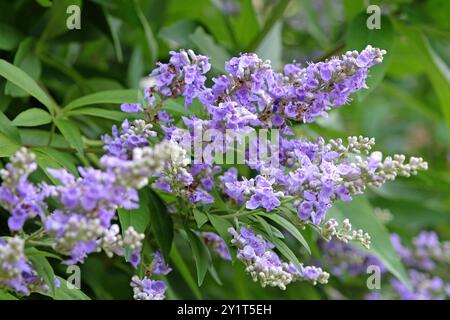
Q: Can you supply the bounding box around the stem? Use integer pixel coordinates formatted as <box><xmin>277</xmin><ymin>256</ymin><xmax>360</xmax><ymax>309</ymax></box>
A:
<box><xmin>26</xmin><ymin>240</ymin><xmax>53</xmax><ymax>248</ymax></box>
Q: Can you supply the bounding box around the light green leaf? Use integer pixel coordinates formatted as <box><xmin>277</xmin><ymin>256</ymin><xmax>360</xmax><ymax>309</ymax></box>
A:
<box><xmin>0</xmin><ymin>133</ymin><xmax>21</xmax><ymax>157</ymax></box>
<box><xmin>0</xmin><ymin>24</ymin><xmax>22</xmax><ymax>51</ymax></box>
<box><xmin>328</xmin><ymin>196</ymin><xmax>412</xmax><ymax>289</ymax></box>
<box><xmin>118</xmin><ymin>190</ymin><xmax>151</xmax><ymax>234</ymax></box>
<box><xmin>256</xmin><ymin>22</ymin><xmax>282</xmax><ymax>70</ymax></box>
<box><xmin>270</xmin><ymin>236</ymin><xmax>301</xmax><ymax>269</ymax></box>
<box><xmin>147</xmin><ymin>189</ymin><xmax>174</xmax><ymax>260</ymax></box>
<box><xmin>346</xmin><ymin>13</ymin><xmax>395</xmax><ymax>101</ymax></box>
<box><xmin>12</xmin><ymin>108</ymin><xmax>52</xmax><ymax>127</ymax></box>
<box><xmin>193</xmin><ymin>208</ymin><xmax>208</xmax><ymax>228</ymax></box>
<box><xmin>170</xmin><ymin>244</ymin><xmax>202</xmax><ymax>299</ymax></box>
<box><xmin>29</xmin><ymin>254</ymin><xmax>56</xmax><ymax>296</ymax></box>
<box><xmin>54</xmin><ymin>118</ymin><xmax>84</xmax><ymax>154</ymax></box>
<box><xmin>63</xmin><ymin>89</ymin><xmax>139</xmax><ymax>112</ymax></box>
<box><xmin>0</xmin><ymin>59</ymin><xmax>57</xmax><ymax>114</ymax></box>
<box><xmin>67</xmin><ymin>107</ymin><xmax>128</xmax><ymax>121</ymax></box>
<box><xmin>386</xmin><ymin>20</ymin><xmax>450</xmax><ymax>130</ymax></box>
<box><xmin>40</xmin><ymin>277</ymin><xmax>91</xmax><ymax>300</ymax></box>
<box><xmin>186</xmin><ymin>228</ymin><xmax>211</xmax><ymax>286</ymax></box>
<box><xmin>190</xmin><ymin>27</ymin><xmax>230</xmax><ymax>72</ymax></box>
<box><xmin>5</xmin><ymin>38</ymin><xmax>42</xmax><ymax>97</ymax></box>
<box><xmin>0</xmin><ymin>291</ymin><xmax>18</xmax><ymax>300</ymax></box>
<box><xmin>32</xmin><ymin>146</ymin><xmax>78</xmax><ymax>176</ymax></box>
<box><xmin>206</xmin><ymin>213</ymin><xmax>235</xmax><ymax>258</ymax></box>
<box><xmin>0</xmin><ymin>110</ymin><xmax>21</xmax><ymax>143</ymax></box>
<box><xmin>258</xmin><ymin>212</ymin><xmax>311</xmax><ymax>254</ymax></box>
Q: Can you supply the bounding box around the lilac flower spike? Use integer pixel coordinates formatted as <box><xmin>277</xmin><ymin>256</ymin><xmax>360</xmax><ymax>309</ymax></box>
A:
<box><xmin>0</xmin><ymin>148</ymin><xmax>47</xmax><ymax>231</ymax></box>
<box><xmin>229</xmin><ymin>227</ymin><xmax>329</xmax><ymax>289</ymax></box>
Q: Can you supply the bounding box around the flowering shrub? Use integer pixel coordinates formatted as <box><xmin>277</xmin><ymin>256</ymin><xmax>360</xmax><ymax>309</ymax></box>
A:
<box><xmin>0</xmin><ymin>46</ymin><xmax>430</xmax><ymax>300</ymax></box>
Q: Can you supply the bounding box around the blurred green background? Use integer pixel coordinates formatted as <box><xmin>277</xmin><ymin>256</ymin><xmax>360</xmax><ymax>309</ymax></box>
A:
<box><xmin>0</xmin><ymin>0</ymin><xmax>449</xmax><ymax>299</ymax></box>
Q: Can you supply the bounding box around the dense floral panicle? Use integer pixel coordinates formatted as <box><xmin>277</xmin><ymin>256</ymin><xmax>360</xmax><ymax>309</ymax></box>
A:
<box><xmin>322</xmin><ymin>231</ymin><xmax>449</xmax><ymax>300</ymax></box>
<box><xmin>47</xmin><ymin>166</ymin><xmax>139</xmax><ymax>222</ymax></box>
<box><xmin>130</xmin><ymin>275</ymin><xmax>167</xmax><ymax>300</ymax></box>
<box><xmin>102</xmin><ymin>119</ymin><xmax>156</xmax><ymax>159</ymax></box>
<box><xmin>147</xmin><ymin>49</ymin><xmax>210</xmax><ymax>106</ymax></box>
<box><xmin>194</xmin><ymin>46</ymin><xmax>385</xmax><ymax>133</ymax></box>
<box><xmin>221</xmin><ymin>136</ymin><xmax>427</xmax><ymax>225</ymax></box>
<box><xmin>0</xmin><ymin>237</ymin><xmax>48</xmax><ymax>295</ymax></box>
<box><xmin>45</xmin><ymin>210</ymin><xmax>144</xmax><ymax>265</ymax></box>
<box><xmin>0</xmin><ymin>148</ymin><xmax>47</xmax><ymax>231</ymax></box>
<box><xmin>201</xmin><ymin>232</ymin><xmax>231</xmax><ymax>260</ymax></box>
<box><xmin>229</xmin><ymin>227</ymin><xmax>329</xmax><ymax>289</ymax></box>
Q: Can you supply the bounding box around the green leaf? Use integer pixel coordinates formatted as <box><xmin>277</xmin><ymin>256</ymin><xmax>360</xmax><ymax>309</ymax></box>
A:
<box><xmin>159</xmin><ymin>20</ymin><xmax>198</xmax><ymax>47</ymax></box>
<box><xmin>328</xmin><ymin>196</ymin><xmax>412</xmax><ymax>289</ymax></box>
<box><xmin>170</xmin><ymin>244</ymin><xmax>202</xmax><ymax>299</ymax></box>
<box><xmin>193</xmin><ymin>208</ymin><xmax>208</xmax><ymax>228</ymax></box>
<box><xmin>206</xmin><ymin>213</ymin><xmax>235</xmax><ymax>257</ymax></box>
<box><xmin>0</xmin><ymin>23</ymin><xmax>22</xmax><ymax>51</ymax></box>
<box><xmin>54</xmin><ymin>118</ymin><xmax>84</xmax><ymax>154</ymax></box>
<box><xmin>41</xmin><ymin>277</ymin><xmax>91</xmax><ymax>300</ymax></box>
<box><xmin>346</xmin><ymin>13</ymin><xmax>395</xmax><ymax>101</ymax></box>
<box><xmin>0</xmin><ymin>110</ymin><xmax>21</xmax><ymax>143</ymax></box>
<box><xmin>185</xmin><ymin>228</ymin><xmax>211</xmax><ymax>286</ymax></box>
<box><xmin>228</xmin><ymin>0</ymin><xmax>260</xmax><ymax>48</ymax></box>
<box><xmin>5</xmin><ymin>38</ymin><xmax>42</xmax><ymax>97</ymax></box>
<box><xmin>29</xmin><ymin>254</ymin><xmax>56</xmax><ymax>296</ymax></box>
<box><xmin>118</xmin><ymin>190</ymin><xmax>151</xmax><ymax>234</ymax></box>
<box><xmin>0</xmin><ymin>291</ymin><xmax>18</xmax><ymax>300</ymax></box>
<box><xmin>0</xmin><ymin>133</ymin><xmax>21</xmax><ymax>157</ymax></box>
<box><xmin>67</xmin><ymin>107</ymin><xmax>128</xmax><ymax>121</ymax></box>
<box><xmin>32</xmin><ymin>146</ymin><xmax>78</xmax><ymax>176</ymax></box>
<box><xmin>12</xmin><ymin>108</ymin><xmax>52</xmax><ymax>127</ymax></box>
<box><xmin>25</xmin><ymin>247</ymin><xmax>61</xmax><ymax>260</ymax></box>
<box><xmin>255</xmin><ymin>22</ymin><xmax>282</xmax><ymax>69</ymax></box>
<box><xmin>63</xmin><ymin>89</ymin><xmax>139</xmax><ymax>112</ymax></box>
<box><xmin>0</xmin><ymin>59</ymin><xmax>57</xmax><ymax>114</ymax></box>
<box><xmin>147</xmin><ymin>189</ymin><xmax>174</xmax><ymax>259</ymax></box>
<box><xmin>270</xmin><ymin>236</ymin><xmax>301</xmax><ymax>269</ymax></box>
<box><xmin>190</xmin><ymin>27</ymin><xmax>230</xmax><ymax>73</ymax></box>
<box><xmin>258</xmin><ymin>212</ymin><xmax>311</xmax><ymax>254</ymax></box>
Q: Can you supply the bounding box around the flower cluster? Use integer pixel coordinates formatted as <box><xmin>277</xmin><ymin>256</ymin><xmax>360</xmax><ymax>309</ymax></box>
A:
<box><xmin>321</xmin><ymin>231</ymin><xmax>450</xmax><ymax>300</ymax></box>
<box><xmin>102</xmin><ymin>119</ymin><xmax>156</xmax><ymax>159</ymax></box>
<box><xmin>0</xmin><ymin>148</ymin><xmax>47</xmax><ymax>231</ymax></box>
<box><xmin>320</xmin><ymin>218</ymin><xmax>371</xmax><ymax>249</ymax></box>
<box><xmin>147</xmin><ymin>49</ymin><xmax>210</xmax><ymax>106</ymax></box>
<box><xmin>229</xmin><ymin>227</ymin><xmax>329</xmax><ymax>289</ymax></box>
<box><xmin>130</xmin><ymin>251</ymin><xmax>172</xmax><ymax>300</ymax></box>
<box><xmin>0</xmin><ymin>237</ymin><xmax>48</xmax><ymax>295</ymax></box>
<box><xmin>222</xmin><ymin>136</ymin><xmax>427</xmax><ymax>225</ymax></box>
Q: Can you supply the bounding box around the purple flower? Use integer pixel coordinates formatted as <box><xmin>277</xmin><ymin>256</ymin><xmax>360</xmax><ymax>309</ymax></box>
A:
<box><xmin>152</xmin><ymin>251</ymin><xmax>172</xmax><ymax>275</ymax></box>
